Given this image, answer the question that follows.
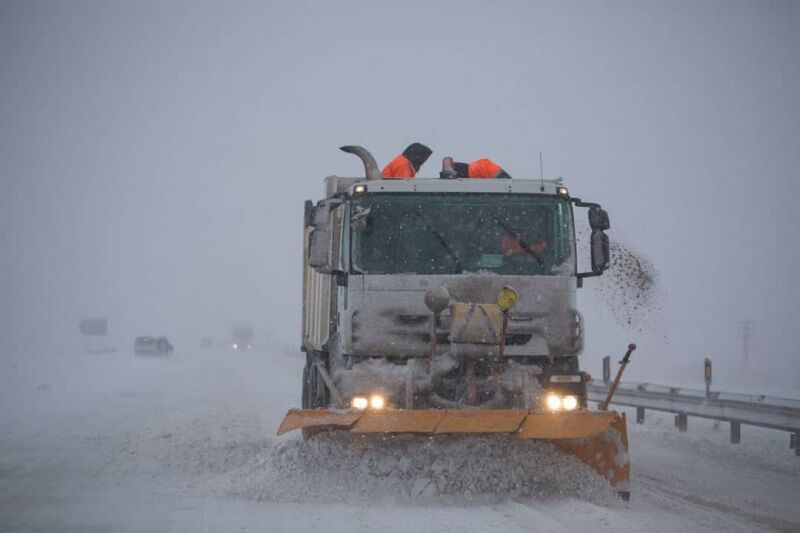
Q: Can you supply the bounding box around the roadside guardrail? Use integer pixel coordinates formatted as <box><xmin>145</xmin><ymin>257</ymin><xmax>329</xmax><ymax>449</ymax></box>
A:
<box><xmin>588</xmin><ymin>378</ymin><xmax>800</xmax><ymax>455</ymax></box>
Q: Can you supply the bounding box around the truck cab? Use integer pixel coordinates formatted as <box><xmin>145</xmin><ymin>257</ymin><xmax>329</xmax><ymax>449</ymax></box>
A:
<box><xmin>302</xmin><ymin>152</ymin><xmax>610</xmax><ymax>413</ymax></box>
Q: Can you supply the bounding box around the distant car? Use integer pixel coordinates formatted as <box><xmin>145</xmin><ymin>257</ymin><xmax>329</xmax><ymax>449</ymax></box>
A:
<box><xmin>231</xmin><ymin>321</ymin><xmax>254</xmax><ymax>351</ymax></box>
<box><xmin>232</xmin><ymin>341</ymin><xmax>252</xmax><ymax>351</ymax></box>
<box><xmin>134</xmin><ymin>336</ymin><xmax>173</xmax><ymax>355</ymax></box>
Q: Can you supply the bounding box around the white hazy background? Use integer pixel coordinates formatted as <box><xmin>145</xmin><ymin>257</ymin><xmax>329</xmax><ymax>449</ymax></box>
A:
<box><xmin>2</xmin><ymin>1</ymin><xmax>798</xmax><ymax>392</ymax></box>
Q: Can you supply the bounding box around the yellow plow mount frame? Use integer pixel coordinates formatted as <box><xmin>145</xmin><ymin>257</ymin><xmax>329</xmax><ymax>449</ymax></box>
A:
<box><xmin>278</xmin><ymin>408</ymin><xmax>630</xmax><ymax>497</ymax></box>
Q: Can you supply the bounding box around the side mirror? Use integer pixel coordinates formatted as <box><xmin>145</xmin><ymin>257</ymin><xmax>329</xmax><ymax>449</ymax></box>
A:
<box><xmin>590</xmin><ymin>229</ymin><xmax>610</xmax><ymax>273</ymax></box>
<box><xmin>308</xmin><ymin>199</ymin><xmax>340</xmax><ymax>273</ymax></box>
<box><xmin>588</xmin><ymin>206</ymin><xmax>610</xmax><ymax>231</ymax></box>
<box><xmin>574</xmin><ymin>201</ymin><xmax>611</xmax><ymax>287</ymax></box>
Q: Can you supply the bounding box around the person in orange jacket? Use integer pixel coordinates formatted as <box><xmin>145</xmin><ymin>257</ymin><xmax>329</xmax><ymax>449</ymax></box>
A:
<box><xmin>453</xmin><ymin>159</ymin><xmax>512</xmax><ymax>179</ymax></box>
<box><xmin>492</xmin><ymin>205</ymin><xmax>547</xmax><ymax>263</ymax></box>
<box><xmin>381</xmin><ymin>143</ymin><xmax>433</xmax><ymax>179</ymax></box>
<box><xmin>501</xmin><ymin>234</ymin><xmax>547</xmax><ymax>257</ymax></box>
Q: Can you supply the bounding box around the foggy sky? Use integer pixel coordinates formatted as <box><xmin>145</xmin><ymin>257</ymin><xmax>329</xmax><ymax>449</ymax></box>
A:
<box><xmin>2</xmin><ymin>1</ymin><xmax>799</xmax><ymax>391</ymax></box>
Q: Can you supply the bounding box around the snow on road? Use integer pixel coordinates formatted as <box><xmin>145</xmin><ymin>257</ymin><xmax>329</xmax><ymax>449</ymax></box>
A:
<box><xmin>1</xmin><ymin>348</ymin><xmax>798</xmax><ymax>532</ymax></box>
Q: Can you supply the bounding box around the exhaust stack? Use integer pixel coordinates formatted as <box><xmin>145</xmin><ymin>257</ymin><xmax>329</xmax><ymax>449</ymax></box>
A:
<box><xmin>340</xmin><ymin>145</ymin><xmax>381</xmax><ymax>181</ymax></box>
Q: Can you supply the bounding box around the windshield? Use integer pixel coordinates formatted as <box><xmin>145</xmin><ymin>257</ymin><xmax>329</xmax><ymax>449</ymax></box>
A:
<box><xmin>351</xmin><ymin>193</ymin><xmax>574</xmax><ymax>275</ymax></box>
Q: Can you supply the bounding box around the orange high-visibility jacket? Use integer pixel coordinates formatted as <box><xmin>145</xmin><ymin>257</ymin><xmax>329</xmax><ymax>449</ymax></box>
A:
<box><xmin>501</xmin><ymin>235</ymin><xmax>547</xmax><ymax>257</ymax></box>
<box><xmin>468</xmin><ymin>158</ymin><xmax>503</xmax><ymax>179</ymax></box>
<box><xmin>381</xmin><ymin>155</ymin><xmax>416</xmax><ymax>179</ymax></box>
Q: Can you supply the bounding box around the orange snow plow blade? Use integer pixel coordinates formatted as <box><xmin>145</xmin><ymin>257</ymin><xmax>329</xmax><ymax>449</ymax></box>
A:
<box><xmin>354</xmin><ymin>409</ymin><xmax>445</xmax><ymax>433</ymax></box>
<box><xmin>277</xmin><ymin>408</ymin><xmax>630</xmax><ymax>496</ymax></box>
<box><xmin>435</xmin><ymin>408</ymin><xmax>529</xmax><ymax>433</ymax></box>
<box><xmin>276</xmin><ymin>409</ymin><xmax>363</xmax><ymax>435</ymax></box>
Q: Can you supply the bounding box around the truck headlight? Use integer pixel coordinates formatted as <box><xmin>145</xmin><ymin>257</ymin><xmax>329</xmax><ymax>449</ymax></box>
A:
<box><xmin>545</xmin><ymin>393</ymin><xmax>579</xmax><ymax>411</ymax></box>
<box><xmin>562</xmin><ymin>395</ymin><xmax>578</xmax><ymax>410</ymax></box>
<box><xmin>351</xmin><ymin>396</ymin><xmax>368</xmax><ymax>409</ymax></box>
<box><xmin>546</xmin><ymin>394</ymin><xmax>562</xmax><ymax>410</ymax></box>
<box><xmin>369</xmin><ymin>394</ymin><xmax>385</xmax><ymax>409</ymax></box>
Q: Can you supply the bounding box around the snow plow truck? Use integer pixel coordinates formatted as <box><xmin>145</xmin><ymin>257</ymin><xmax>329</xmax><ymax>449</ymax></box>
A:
<box><xmin>278</xmin><ymin>146</ymin><xmax>631</xmax><ymax>499</ymax></box>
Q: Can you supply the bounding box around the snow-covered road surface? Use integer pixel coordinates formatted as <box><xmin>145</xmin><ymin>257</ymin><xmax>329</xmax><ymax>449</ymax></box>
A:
<box><xmin>1</xmin><ymin>349</ymin><xmax>798</xmax><ymax>532</ymax></box>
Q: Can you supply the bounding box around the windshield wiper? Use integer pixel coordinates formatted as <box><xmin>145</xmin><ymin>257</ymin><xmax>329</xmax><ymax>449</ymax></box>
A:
<box><xmin>414</xmin><ymin>211</ymin><xmax>464</xmax><ymax>274</ymax></box>
<box><xmin>490</xmin><ymin>216</ymin><xmax>545</xmax><ymax>267</ymax></box>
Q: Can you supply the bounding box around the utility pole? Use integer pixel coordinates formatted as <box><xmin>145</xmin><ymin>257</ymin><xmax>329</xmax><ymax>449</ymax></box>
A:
<box><xmin>736</xmin><ymin>319</ymin><xmax>754</xmax><ymax>373</ymax></box>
